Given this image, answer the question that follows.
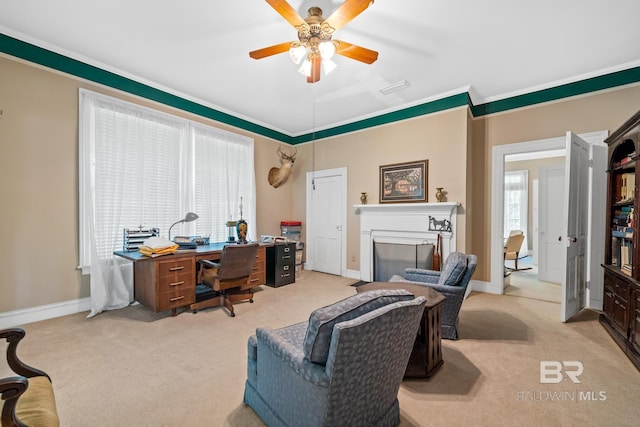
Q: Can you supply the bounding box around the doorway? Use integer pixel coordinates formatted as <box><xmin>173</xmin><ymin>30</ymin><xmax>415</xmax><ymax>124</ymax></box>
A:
<box><xmin>491</xmin><ymin>131</ymin><xmax>608</xmax><ymax>314</ymax></box>
<box><xmin>306</xmin><ymin>167</ymin><xmax>347</xmax><ymax>276</ymax></box>
<box><xmin>504</xmin><ymin>158</ymin><xmax>565</xmax><ymax>303</ymax></box>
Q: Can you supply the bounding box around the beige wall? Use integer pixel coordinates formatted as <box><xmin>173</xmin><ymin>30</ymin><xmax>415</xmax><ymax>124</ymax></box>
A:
<box><xmin>472</xmin><ymin>84</ymin><xmax>640</xmax><ymax>282</ymax></box>
<box><xmin>2</xmin><ymin>51</ymin><xmax>639</xmax><ymax>314</ymax></box>
<box><xmin>291</xmin><ymin>108</ymin><xmax>470</xmax><ymax>272</ymax></box>
<box><xmin>0</xmin><ymin>55</ymin><xmax>290</xmax><ymax>312</ymax></box>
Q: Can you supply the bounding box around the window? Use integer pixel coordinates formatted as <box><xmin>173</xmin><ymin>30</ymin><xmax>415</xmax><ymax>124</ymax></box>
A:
<box><xmin>504</xmin><ymin>170</ymin><xmax>528</xmax><ymax>256</ymax></box>
<box><xmin>79</xmin><ymin>89</ymin><xmax>255</xmax><ymax>316</ymax></box>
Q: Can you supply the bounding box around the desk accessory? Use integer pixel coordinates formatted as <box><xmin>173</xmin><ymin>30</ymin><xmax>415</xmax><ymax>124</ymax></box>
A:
<box><xmin>168</xmin><ymin>212</ymin><xmax>199</xmax><ymax>241</ymax></box>
<box><xmin>123</xmin><ymin>227</ymin><xmax>160</xmax><ymax>251</ymax></box>
<box><xmin>226</xmin><ymin>220</ymin><xmax>238</xmax><ymax>243</ymax></box>
<box><xmin>237</xmin><ymin>197</ymin><xmax>248</xmax><ymax>244</ymax></box>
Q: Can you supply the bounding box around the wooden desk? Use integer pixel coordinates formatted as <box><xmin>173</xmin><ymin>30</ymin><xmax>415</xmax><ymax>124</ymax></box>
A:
<box><xmin>114</xmin><ymin>243</ymin><xmax>267</xmax><ymax>316</ymax></box>
<box><xmin>356</xmin><ymin>281</ymin><xmax>445</xmax><ymax>378</ymax></box>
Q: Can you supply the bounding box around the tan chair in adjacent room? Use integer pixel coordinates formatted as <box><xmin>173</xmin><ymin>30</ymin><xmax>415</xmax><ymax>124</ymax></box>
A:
<box><xmin>190</xmin><ymin>243</ymin><xmax>259</xmax><ymax>317</ymax></box>
<box><xmin>504</xmin><ymin>230</ymin><xmax>529</xmax><ymax>271</ymax></box>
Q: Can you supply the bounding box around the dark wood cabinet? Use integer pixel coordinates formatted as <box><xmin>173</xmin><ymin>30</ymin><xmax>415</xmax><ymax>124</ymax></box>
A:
<box><xmin>266</xmin><ymin>242</ymin><xmax>296</xmax><ymax>287</ymax></box>
<box><xmin>601</xmin><ymin>108</ymin><xmax>640</xmax><ymax>371</ymax></box>
<box><xmin>632</xmin><ymin>288</ymin><xmax>640</xmax><ymax>354</ymax></box>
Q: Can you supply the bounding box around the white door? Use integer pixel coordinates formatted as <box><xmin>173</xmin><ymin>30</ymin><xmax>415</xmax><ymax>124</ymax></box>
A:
<box><xmin>533</xmin><ymin>180</ymin><xmax>539</xmax><ymax>265</ymax></box>
<box><xmin>561</xmin><ymin>132</ymin><xmax>590</xmax><ymax>322</ymax></box>
<box><xmin>306</xmin><ymin>168</ymin><xmax>345</xmax><ymax>276</ymax></box>
<box><xmin>538</xmin><ymin>165</ymin><xmax>565</xmax><ymax>283</ymax></box>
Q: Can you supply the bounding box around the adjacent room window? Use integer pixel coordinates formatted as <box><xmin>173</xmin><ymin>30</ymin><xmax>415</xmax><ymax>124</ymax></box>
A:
<box><xmin>79</xmin><ymin>89</ymin><xmax>255</xmax><ymax>316</ymax></box>
<box><xmin>504</xmin><ymin>170</ymin><xmax>529</xmax><ymax>257</ymax></box>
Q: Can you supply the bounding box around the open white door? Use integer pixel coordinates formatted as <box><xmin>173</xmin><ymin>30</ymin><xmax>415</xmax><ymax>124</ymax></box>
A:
<box><xmin>306</xmin><ymin>168</ymin><xmax>346</xmax><ymax>276</ymax></box>
<box><xmin>561</xmin><ymin>132</ymin><xmax>590</xmax><ymax>322</ymax></box>
<box><xmin>538</xmin><ymin>165</ymin><xmax>565</xmax><ymax>284</ymax></box>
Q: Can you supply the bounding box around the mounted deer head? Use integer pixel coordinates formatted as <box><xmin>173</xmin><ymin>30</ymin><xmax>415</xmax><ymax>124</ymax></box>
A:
<box><xmin>268</xmin><ymin>146</ymin><xmax>297</xmax><ymax>188</ymax></box>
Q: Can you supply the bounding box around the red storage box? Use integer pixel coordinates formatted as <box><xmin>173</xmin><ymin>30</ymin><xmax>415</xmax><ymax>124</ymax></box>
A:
<box><xmin>280</xmin><ymin>221</ymin><xmax>301</xmax><ymax>240</ymax></box>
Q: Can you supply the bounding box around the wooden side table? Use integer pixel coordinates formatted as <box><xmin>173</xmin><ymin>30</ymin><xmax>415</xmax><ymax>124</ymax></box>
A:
<box><xmin>356</xmin><ymin>281</ymin><xmax>446</xmax><ymax>378</ymax></box>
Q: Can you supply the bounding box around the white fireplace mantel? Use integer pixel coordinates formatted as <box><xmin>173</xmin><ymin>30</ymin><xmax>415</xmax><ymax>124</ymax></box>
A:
<box><xmin>355</xmin><ymin>202</ymin><xmax>460</xmax><ymax>281</ymax></box>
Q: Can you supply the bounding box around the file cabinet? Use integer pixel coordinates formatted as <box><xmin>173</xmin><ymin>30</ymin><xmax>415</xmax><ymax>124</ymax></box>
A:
<box><xmin>266</xmin><ymin>242</ymin><xmax>296</xmax><ymax>287</ymax></box>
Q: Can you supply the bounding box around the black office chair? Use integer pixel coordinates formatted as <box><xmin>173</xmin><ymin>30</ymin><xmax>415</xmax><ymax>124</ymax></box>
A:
<box><xmin>190</xmin><ymin>243</ymin><xmax>259</xmax><ymax>317</ymax></box>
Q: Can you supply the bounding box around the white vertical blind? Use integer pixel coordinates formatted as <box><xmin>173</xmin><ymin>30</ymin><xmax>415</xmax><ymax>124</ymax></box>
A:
<box><xmin>79</xmin><ymin>89</ymin><xmax>255</xmax><ymax>316</ymax></box>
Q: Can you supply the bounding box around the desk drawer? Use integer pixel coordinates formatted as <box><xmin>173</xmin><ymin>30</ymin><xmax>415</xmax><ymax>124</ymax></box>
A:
<box><xmin>268</xmin><ymin>264</ymin><xmax>295</xmax><ymax>287</ymax></box>
<box><xmin>271</xmin><ymin>243</ymin><xmax>296</xmax><ymax>265</ymax></box>
<box><xmin>249</xmin><ymin>259</ymin><xmax>265</xmax><ymax>287</ymax></box>
<box><xmin>158</xmin><ymin>272</ymin><xmax>194</xmax><ymax>293</ymax></box>
<box><xmin>158</xmin><ymin>258</ymin><xmax>194</xmax><ymax>278</ymax></box>
<box><xmin>157</xmin><ymin>288</ymin><xmax>196</xmax><ymax>311</ymax></box>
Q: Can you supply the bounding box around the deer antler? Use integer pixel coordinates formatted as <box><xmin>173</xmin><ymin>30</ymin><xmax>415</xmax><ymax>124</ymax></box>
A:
<box><xmin>278</xmin><ymin>146</ymin><xmax>297</xmax><ymax>161</ymax></box>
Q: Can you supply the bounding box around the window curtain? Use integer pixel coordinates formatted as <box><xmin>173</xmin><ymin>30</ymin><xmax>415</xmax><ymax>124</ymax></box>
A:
<box><xmin>192</xmin><ymin>123</ymin><xmax>256</xmax><ymax>243</ymax></box>
<box><xmin>504</xmin><ymin>170</ymin><xmax>529</xmax><ymax>257</ymax></box>
<box><xmin>79</xmin><ymin>89</ymin><xmax>254</xmax><ymax>317</ymax></box>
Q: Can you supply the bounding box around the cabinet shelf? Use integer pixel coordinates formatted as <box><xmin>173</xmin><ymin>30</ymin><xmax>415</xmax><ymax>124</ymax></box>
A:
<box><xmin>611</xmin><ymin>159</ymin><xmax>636</xmax><ymax>172</ymax></box>
<box><xmin>613</xmin><ymin>198</ymin><xmax>635</xmax><ymax>207</ymax></box>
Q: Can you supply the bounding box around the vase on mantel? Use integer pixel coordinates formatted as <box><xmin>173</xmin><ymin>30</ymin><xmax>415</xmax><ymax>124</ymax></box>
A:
<box><xmin>360</xmin><ymin>192</ymin><xmax>368</xmax><ymax>204</ymax></box>
<box><xmin>435</xmin><ymin>187</ymin><xmax>445</xmax><ymax>202</ymax></box>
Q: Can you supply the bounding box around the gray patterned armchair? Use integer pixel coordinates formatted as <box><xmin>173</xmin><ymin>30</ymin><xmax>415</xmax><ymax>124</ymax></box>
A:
<box><xmin>243</xmin><ymin>289</ymin><xmax>426</xmax><ymax>427</ymax></box>
<box><xmin>390</xmin><ymin>252</ymin><xmax>477</xmax><ymax>340</ymax></box>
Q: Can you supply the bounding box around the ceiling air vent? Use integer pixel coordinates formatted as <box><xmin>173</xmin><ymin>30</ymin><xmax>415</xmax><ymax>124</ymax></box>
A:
<box><xmin>379</xmin><ymin>80</ymin><xmax>410</xmax><ymax>95</ymax></box>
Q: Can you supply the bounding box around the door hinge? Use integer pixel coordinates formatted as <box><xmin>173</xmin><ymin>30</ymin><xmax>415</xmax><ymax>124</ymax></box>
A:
<box><xmin>589</xmin><ymin>158</ymin><xmax>594</xmax><ymax>167</ymax></box>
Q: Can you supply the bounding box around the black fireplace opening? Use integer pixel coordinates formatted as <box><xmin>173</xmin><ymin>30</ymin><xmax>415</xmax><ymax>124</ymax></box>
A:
<box><xmin>373</xmin><ymin>242</ymin><xmax>434</xmax><ymax>282</ymax></box>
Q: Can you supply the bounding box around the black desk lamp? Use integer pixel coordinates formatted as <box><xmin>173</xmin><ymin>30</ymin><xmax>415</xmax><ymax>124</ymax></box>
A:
<box><xmin>168</xmin><ymin>212</ymin><xmax>199</xmax><ymax>241</ymax></box>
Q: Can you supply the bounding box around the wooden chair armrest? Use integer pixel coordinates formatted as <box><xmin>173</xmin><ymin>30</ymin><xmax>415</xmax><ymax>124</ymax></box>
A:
<box><xmin>1</xmin><ymin>328</ymin><xmax>50</xmax><ymax>380</ymax></box>
<box><xmin>0</xmin><ymin>376</ymin><xmax>28</xmax><ymax>427</ymax></box>
<box><xmin>199</xmin><ymin>259</ymin><xmax>220</xmax><ymax>269</ymax></box>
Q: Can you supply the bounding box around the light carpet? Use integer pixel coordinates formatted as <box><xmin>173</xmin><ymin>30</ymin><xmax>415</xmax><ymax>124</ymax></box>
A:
<box><xmin>2</xmin><ymin>270</ymin><xmax>639</xmax><ymax>426</ymax></box>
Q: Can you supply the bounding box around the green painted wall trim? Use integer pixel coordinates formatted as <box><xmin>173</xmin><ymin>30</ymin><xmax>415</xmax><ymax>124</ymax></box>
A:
<box><xmin>289</xmin><ymin>92</ymin><xmax>469</xmax><ymax>144</ymax></box>
<box><xmin>2</xmin><ymin>32</ymin><xmax>639</xmax><ymax>144</ymax></box>
<box><xmin>471</xmin><ymin>66</ymin><xmax>640</xmax><ymax>117</ymax></box>
<box><xmin>0</xmin><ymin>33</ymin><xmax>294</xmax><ymax>144</ymax></box>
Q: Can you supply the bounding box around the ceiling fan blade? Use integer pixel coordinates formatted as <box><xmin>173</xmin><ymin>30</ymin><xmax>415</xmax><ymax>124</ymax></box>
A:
<box><xmin>307</xmin><ymin>56</ymin><xmax>321</xmax><ymax>83</ymax></box>
<box><xmin>249</xmin><ymin>42</ymin><xmax>292</xmax><ymax>59</ymax></box>
<box><xmin>265</xmin><ymin>0</ymin><xmax>307</xmax><ymax>28</ymax></box>
<box><xmin>334</xmin><ymin>40</ymin><xmax>378</xmax><ymax>64</ymax></box>
<box><xmin>324</xmin><ymin>0</ymin><xmax>374</xmax><ymax>32</ymax></box>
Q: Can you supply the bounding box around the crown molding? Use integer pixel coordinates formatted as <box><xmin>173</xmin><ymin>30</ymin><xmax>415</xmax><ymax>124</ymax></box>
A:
<box><xmin>2</xmin><ymin>31</ymin><xmax>639</xmax><ymax>144</ymax></box>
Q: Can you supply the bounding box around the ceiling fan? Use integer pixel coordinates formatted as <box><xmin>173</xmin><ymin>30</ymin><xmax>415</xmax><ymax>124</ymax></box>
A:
<box><xmin>249</xmin><ymin>0</ymin><xmax>379</xmax><ymax>83</ymax></box>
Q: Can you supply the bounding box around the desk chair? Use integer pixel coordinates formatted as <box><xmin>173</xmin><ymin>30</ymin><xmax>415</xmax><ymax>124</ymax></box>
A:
<box><xmin>504</xmin><ymin>230</ymin><xmax>529</xmax><ymax>271</ymax></box>
<box><xmin>190</xmin><ymin>243</ymin><xmax>259</xmax><ymax>317</ymax></box>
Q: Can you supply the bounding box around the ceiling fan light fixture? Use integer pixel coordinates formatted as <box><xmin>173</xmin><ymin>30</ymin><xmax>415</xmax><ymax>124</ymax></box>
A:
<box><xmin>318</xmin><ymin>41</ymin><xmax>336</xmax><ymax>60</ymax></box>
<box><xmin>298</xmin><ymin>59</ymin><xmax>312</xmax><ymax>77</ymax></box>
<box><xmin>249</xmin><ymin>1</ymin><xmax>379</xmax><ymax>84</ymax></box>
<box><xmin>322</xmin><ymin>58</ymin><xmax>337</xmax><ymax>75</ymax></box>
<box><xmin>289</xmin><ymin>44</ymin><xmax>306</xmax><ymax>64</ymax></box>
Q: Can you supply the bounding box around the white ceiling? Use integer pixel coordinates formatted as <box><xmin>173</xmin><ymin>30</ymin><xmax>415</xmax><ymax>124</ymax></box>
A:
<box><xmin>1</xmin><ymin>0</ymin><xmax>639</xmax><ymax>137</ymax></box>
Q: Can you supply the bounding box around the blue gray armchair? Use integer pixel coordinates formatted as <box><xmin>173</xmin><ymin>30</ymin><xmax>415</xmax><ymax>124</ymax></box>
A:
<box><xmin>243</xmin><ymin>289</ymin><xmax>426</xmax><ymax>427</ymax></box>
<box><xmin>390</xmin><ymin>252</ymin><xmax>477</xmax><ymax>340</ymax></box>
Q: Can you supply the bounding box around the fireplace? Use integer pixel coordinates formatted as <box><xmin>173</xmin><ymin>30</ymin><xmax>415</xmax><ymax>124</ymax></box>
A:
<box><xmin>373</xmin><ymin>242</ymin><xmax>433</xmax><ymax>282</ymax></box>
<box><xmin>356</xmin><ymin>202</ymin><xmax>460</xmax><ymax>282</ymax></box>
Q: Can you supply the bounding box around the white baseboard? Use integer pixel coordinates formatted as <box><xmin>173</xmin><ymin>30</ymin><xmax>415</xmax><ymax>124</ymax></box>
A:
<box><xmin>0</xmin><ymin>298</ymin><xmax>91</xmax><ymax>329</ymax></box>
<box><xmin>343</xmin><ymin>269</ymin><xmax>361</xmax><ymax>280</ymax></box>
<box><xmin>469</xmin><ymin>279</ymin><xmax>502</xmax><ymax>295</ymax></box>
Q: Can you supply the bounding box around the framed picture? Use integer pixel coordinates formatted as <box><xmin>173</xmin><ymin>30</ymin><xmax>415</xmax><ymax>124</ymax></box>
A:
<box><xmin>379</xmin><ymin>160</ymin><xmax>428</xmax><ymax>203</ymax></box>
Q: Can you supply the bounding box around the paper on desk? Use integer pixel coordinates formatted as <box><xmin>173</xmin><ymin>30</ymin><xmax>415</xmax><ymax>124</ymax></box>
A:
<box><xmin>142</xmin><ymin>236</ymin><xmax>175</xmax><ymax>249</ymax></box>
